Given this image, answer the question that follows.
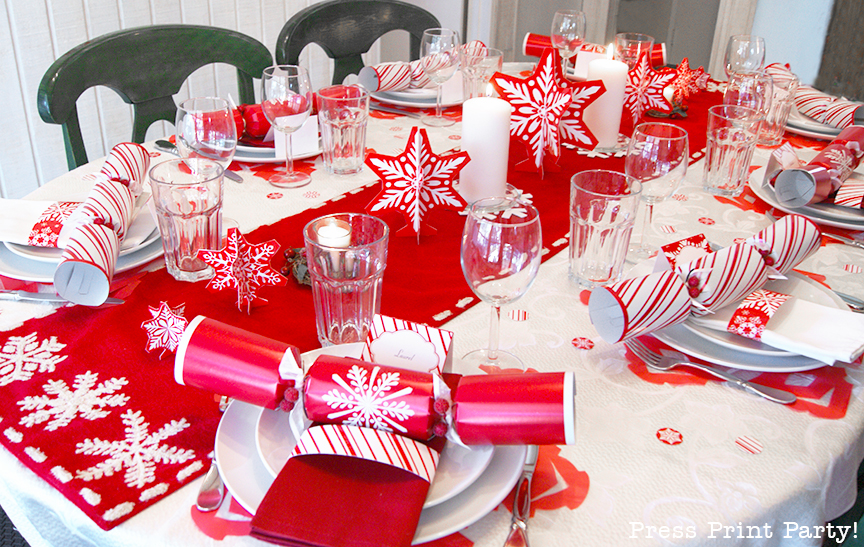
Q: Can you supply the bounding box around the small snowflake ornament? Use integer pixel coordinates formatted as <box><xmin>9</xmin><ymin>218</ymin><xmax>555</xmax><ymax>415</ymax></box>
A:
<box><xmin>624</xmin><ymin>50</ymin><xmax>676</xmax><ymax>125</ymax></box>
<box><xmin>366</xmin><ymin>126</ymin><xmax>470</xmax><ymax>239</ymax></box>
<box><xmin>490</xmin><ymin>48</ymin><xmax>575</xmax><ymax>176</ymax></box>
<box><xmin>197</xmin><ymin>228</ymin><xmax>288</xmax><ymax>313</ymax></box>
<box><xmin>670</xmin><ymin>57</ymin><xmax>708</xmax><ymax>104</ymax></box>
<box><xmin>141</xmin><ymin>302</ymin><xmax>188</xmax><ymax>359</ymax></box>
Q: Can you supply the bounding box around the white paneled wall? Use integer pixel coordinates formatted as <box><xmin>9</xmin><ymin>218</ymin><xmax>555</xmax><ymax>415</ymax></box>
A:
<box><xmin>1</xmin><ymin>0</ymin><xmax>462</xmax><ymax>198</ymax></box>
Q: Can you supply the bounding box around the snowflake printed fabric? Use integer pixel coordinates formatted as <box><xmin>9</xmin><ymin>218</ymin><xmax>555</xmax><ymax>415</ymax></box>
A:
<box><xmin>726</xmin><ymin>288</ymin><xmax>791</xmax><ymax>340</ymax></box>
<box><xmin>490</xmin><ymin>48</ymin><xmax>575</xmax><ymax>175</ymax></box>
<box><xmin>197</xmin><ymin>227</ymin><xmax>287</xmax><ymax>313</ymax></box>
<box><xmin>18</xmin><ymin>371</ymin><xmax>129</xmax><ymax>431</ymax></box>
<box><xmin>623</xmin><ymin>50</ymin><xmax>676</xmax><ymax>125</ymax></box>
<box><xmin>366</xmin><ymin>126</ymin><xmax>470</xmax><ymax>237</ymax></box>
<box><xmin>141</xmin><ymin>302</ymin><xmax>188</xmax><ymax>358</ymax></box>
<box><xmin>321</xmin><ymin>364</ymin><xmax>416</xmax><ymax>434</ymax></box>
<box><xmin>0</xmin><ymin>333</ymin><xmax>67</xmax><ymax>386</ymax></box>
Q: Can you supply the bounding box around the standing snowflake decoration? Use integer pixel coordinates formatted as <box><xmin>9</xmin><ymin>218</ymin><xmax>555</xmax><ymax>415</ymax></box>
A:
<box><xmin>670</xmin><ymin>57</ymin><xmax>708</xmax><ymax>104</ymax></box>
<box><xmin>366</xmin><ymin>126</ymin><xmax>470</xmax><ymax>239</ymax></box>
<box><xmin>558</xmin><ymin>78</ymin><xmax>606</xmax><ymax>150</ymax></box>
<box><xmin>197</xmin><ymin>228</ymin><xmax>287</xmax><ymax>313</ymax></box>
<box><xmin>141</xmin><ymin>302</ymin><xmax>188</xmax><ymax>358</ymax></box>
<box><xmin>321</xmin><ymin>364</ymin><xmax>415</xmax><ymax>434</ymax></box>
<box><xmin>490</xmin><ymin>48</ymin><xmax>574</xmax><ymax>177</ymax></box>
<box><xmin>623</xmin><ymin>50</ymin><xmax>676</xmax><ymax>125</ymax></box>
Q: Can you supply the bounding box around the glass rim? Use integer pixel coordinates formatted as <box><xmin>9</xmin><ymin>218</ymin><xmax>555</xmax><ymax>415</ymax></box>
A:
<box><xmin>467</xmin><ymin>197</ymin><xmax>540</xmax><ymax>227</ymax></box>
<box><xmin>615</xmin><ymin>32</ymin><xmax>654</xmax><ymax>43</ymax></box>
<box><xmin>262</xmin><ymin>64</ymin><xmax>309</xmax><ymax>78</ymax></box>
<box><xmin>571</xmin><ymin>169</ymin><xmax>643</xmax><ymax>198</ymax></box>
<box><xmin>177</xmin><ymin>97</ymin><xmax>229</xmax><ymax>112</ymax></box>
<box><xmin>316</xmin><ymin>84</ymin><xmax>370</xmax><ymax>102</ymax></box>
<box><xmin>302</xmin><ymin>213</ymin><xmax>389</xmax><ymax>250</ymax></box>
<box><xmin>554</xmin><ymin>9</ymin><xmax>585</xmax><ymax>17</ymax></box>
<box><xmin>632</xmin><ymin>122</ymin><xmax>689</xmax><ymax>141</ymax></box>
<box><xmin>148</xmin><ymin>158</ymin><xmax>225</xmax><ymax>186</ymax></box>
<box><xmin>708</xmin><ymin>104</ymin><xmax>764</xmax><ymax>122</ymax></box>
<box><xmin>422</xmin><ymin>27</ymin><xmax>458</xmax><ymax>38</ymax></box>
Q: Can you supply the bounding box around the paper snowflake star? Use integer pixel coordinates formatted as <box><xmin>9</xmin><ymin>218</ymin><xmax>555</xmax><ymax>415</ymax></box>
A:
<box><xmin>366</xmin><ymin>126</ymin><xmax>469</xmax><ymax>237</ymax></box>
<box><xmin>321</xmin><ymin>364</ymin><xmax>415</xmax><ymax>434</ymax></box>
<box><xmin>559</xmin><ymin>78</ymin><xmax>605</xmax><ymax>150</ymax></box>
<box><xmin>624</xmin><ymin>50</ymin><xmax>676</xmax><ymax>125</ymax></box>
<box><xmin>197</xmin><ymin>228</ymin><xmax>287</xmax><ymax>313</ymax></box>
<box><xmin>490</xmin><ymin>48</ymin><xmax>574</xmax><ymax>176</ymax></box>
<box><xmin>670</xmin><ymin>57</ymin><xmax>708</xmax><ymax>103</ymax></box>
<box><xmin>141</xmin><ymin>302</ymin><xmax>188</xmax><ymax>359</ymax></box>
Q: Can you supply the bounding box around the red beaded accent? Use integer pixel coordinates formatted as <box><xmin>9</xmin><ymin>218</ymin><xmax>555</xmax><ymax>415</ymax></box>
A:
<box><xmin>433</xmin><ymin>398</ymin><xmax>450</xmax><ymax>415</ymax></box>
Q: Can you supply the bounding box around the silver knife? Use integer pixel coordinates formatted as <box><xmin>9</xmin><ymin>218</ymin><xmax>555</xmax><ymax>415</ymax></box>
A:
<box><xmin>370</xmin><ymin>104</ymin><xmax>421</xmax><ymax>119</ymax></box>
<box><xmin>823</xmin><ymin>233</ymin><xmax>864</xmax><ymax>250</ymax></box>
<box><xmin>503</xmin><ymin>445</ymin><xmax>539</xmax><ymax>547</ymax></box>
<box><xmin>0</xmin><ymin>290</ymin><xmax>124</xmax><ymax>306</ymax></box>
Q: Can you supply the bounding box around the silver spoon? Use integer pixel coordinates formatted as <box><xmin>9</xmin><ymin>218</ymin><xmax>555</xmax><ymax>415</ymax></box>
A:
<box><xmin>155</xmin><ymin>140</ymin><xmax>243</xmax><ymax>183</ymax></box>
<box><xmin>196</xmin><ymin>397</ymin><xmax>230</xmax><ymax>512</ymax></box>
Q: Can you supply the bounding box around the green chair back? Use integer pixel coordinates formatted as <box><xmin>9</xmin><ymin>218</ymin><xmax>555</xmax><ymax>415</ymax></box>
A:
<box><xmin>275</xmin><ymin>0</ymin><xmax>440</xmax><ymax>86</ymax></box>
<box><xmin>37</xmin><ymin>24</ymin><xmax>273</xmax><ymax>170</ymax></box>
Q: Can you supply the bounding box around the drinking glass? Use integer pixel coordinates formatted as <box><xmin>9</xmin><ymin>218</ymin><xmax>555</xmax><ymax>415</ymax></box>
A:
<box><xmin>261</xmin><ymin>65</ymin><xmax>314</xmax><ymax>188</ymax></box>
<box><xmin>420</xmin><ymin>28</ymin><xmax>460</xmax><ymax>128</ymax></box>
<box><xmin>703</xmin><ymin>105</ymin><xmax>763</xmax><ymax>197</ymax></box>
<box><xmin>724</xmin><ymin>35</ymin><xmax>766</xmax><ymax>77</ymax></box>
<box><xmin>460</xmin><ymin>46</ymin><xmax>504</xmax><ymax>100</ymax></box>
<box><xmin>460</xmin><ymin>197</ymin><xmax>542</xmax><ymax>369</ymax></box>
<box><xmin>759</xmin><ymin>72</ymin><xmax>800</xmax><ymax>146</ymax></box>
<box><xmin>625</xmin><ymin>123</ymin><xmax>689</xmax><ymax>258</ymax></box>
<box><xmin>614</xmin><ymin>33</ymin><xmax>655</xmax><ymax>70</ymax></box>
<box><xmin>175</xmin><ymin>97</ymin><xmax>237</xmax><ymax>174</ymax></box>
<box><xmin>551</xmin><ymin>10</ymin><xmax>586</xmax><ymax>75</ymax></box>
<box><xmin>723</xmin><ymin>70</ymin><xmax>774</xmax><ymax>120</ymax></box>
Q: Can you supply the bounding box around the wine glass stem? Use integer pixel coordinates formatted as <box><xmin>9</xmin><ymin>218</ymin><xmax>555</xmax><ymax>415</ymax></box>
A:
<box><xmin>487</xmin><ymin>304</ymin><xmax>501</xmax><ymax>361</ymax></box>
<box><xmin>640</xmin><ymin>201</ymin><xmax>655</xmax><ymax>250</ymax></box>
<box><xmin>435</xmin><ymin>83</ymin><xmax>444</xmax><ymax>119</ymax></box>
<box><xmin>285</xmin><ymin>132</ymin><xmax>294</xmax><ymax>175</ymax></box>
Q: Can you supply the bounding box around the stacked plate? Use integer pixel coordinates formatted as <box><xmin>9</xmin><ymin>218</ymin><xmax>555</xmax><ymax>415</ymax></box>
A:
<box><xmin>214</xmin><ymin>344</ymin><xmax>527</xmax><ymax>544</ymax></box>
<box><xmin>629</xmin><ymin>261</ymin><xmax>843</xmax><ymax>372</ymax></box>
<box><xmin>234</xmin><ymin>143</ymin><xmax>321</xmax><ymax>164</ymax></box>
<box><xmin>785</xmin><ymin>106</ymin><xmax>842</xmax><ymax>140</ymax></box>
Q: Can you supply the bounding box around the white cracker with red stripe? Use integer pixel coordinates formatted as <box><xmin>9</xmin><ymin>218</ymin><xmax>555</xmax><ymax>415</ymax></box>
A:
<box><xmin>745</xmin><ymin>214</ymin><xmax>822</xmax><ymax>275</ymax></box>
<box><xmin>409</xmin><ymin>59</ymin><xmax>433</xmax><ymax>89</ymax></box>
<box><xmin>361</xmin><ymin>314</ymin><xmax>453</xmax><ymax>374</ymax></box>
<box><xmin>100</xmin><ymin>143</ymin><xmax>150</xmax><ymax>196</ymax></box>
<box><xmin>79</xmin><ymin>179</ymin><xmax>135</xmax><ymax>241</ymax></box>
<box><xmin>795</xmin><ymin>85</ymin><xmax>860</xmax><ymax>129</ymax></box>
<box><xmin>292</xmin><ymin>423</ymin><xmax>439</xmax><ymax>483</ymax></box>
<box><xmin>54</xmin><ymin>223</ymin><xmax>120</xmax><ymax>306</ymax></box>
<box><xmin>359</xmin><ymin>62</ymin><xmax>412</xmax><ymax>92</ymax></box>
<box><xmin>834</xmin><ymin>177</ymin><xmax>864</xmax><ymax>208</ymax></box>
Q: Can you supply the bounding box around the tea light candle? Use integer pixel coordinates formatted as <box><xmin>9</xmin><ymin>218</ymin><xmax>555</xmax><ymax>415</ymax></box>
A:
<box><xmin>583</xmin><ymin>51</ymin><xmax>628</xmax><ymax>150</ymax></box>
<box><xmin>459</xmin><ymin>96</ymin><xmax>511</xmax><ymax>203</ymax></box>
<box><xmin>316</xmin><ymin>219</ymin><xmax>351</xmax><ymax>248</ymax></box>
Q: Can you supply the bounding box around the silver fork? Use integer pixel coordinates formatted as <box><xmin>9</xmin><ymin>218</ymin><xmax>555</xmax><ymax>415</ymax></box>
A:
<box><xmin>196</xmin><ymin>396</ymin><xmax>230</xmax><ymax>511</ymax></box>
<box><xmin>625</xmin><ymin>338</ymin><xmax>797</xmax><ymax>404</ymax></box>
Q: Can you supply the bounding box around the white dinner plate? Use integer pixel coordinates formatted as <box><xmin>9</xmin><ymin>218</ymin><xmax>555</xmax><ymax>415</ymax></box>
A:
<box><xmin>785</xmin><ymin>107</ymin><xmax>841</xmax><ymax>140</ymax></box>
<box><xmin>0</xmin><ymin>236</ymin><xmax>164</xmax><ymax>283</ymax></box>
<box><xmin>371</xmin><ymin>91</ymin><xmax>462</xmax><ymax>109</ymax></box>
<box><xmin>233</xmin><ymin>146</ymin><xmax>321</xmax><ymax>164</ymax></box>
<box><xmin>749</xmin><ymin>166</ymin><xmax>864</xmax><ymax>230</ymax></box>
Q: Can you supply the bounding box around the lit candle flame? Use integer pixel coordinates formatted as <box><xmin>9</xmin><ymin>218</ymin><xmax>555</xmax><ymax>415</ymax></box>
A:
<box><xmin>606</xmin><ymin>44</ymin><xmax>614</xmax><ymax>60</ymax></box>
<box><xmin>486</xmin><ymin>83</ymin><xmax>495</xmax><ymax>97</ymax></box>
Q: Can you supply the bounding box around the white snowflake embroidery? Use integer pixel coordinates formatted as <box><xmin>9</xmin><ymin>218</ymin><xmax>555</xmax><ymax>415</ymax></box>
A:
<box><xmin>322</xmin><ymin>365</ymin><xmax>415</xmax><ymax>433</ymax></box>
<box><xmin>18</xmin><ymin>371</ymin><xmax>129</xmax><ymax>431</ymax></box>
<box><xmin>75</xmin><ymin>410</ymin><xmax>195</xmax><ymax>489</ymax></box>
<box><xmin>0</xmin><ymin>333</ymin><xmax>68</xmax><ymax>386</ymax></box>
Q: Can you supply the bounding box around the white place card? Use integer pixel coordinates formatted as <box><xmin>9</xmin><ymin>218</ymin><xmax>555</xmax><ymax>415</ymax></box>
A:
<box><xmin>273</xmin><ymin>116</ymin><xmax>320</xmax><ymax>160</ymax></box>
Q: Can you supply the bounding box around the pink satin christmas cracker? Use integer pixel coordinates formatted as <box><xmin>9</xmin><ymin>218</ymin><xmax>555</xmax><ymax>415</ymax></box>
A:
<box><xmin>772</xmin><ymin>126</ymin><xmax>864</xmax><ymax>207</ymax></box>
<box><xmin>453</xmin><ymin>372</ymin><xmax>576</xmax><ymax>445</ymax></box>
<box><xmin>174</xmin><ymin>316</ymin><xmax>302</xmax><ymax>410</ymax></box>
<box><xmin>522</xmin><ymin>32</ymin><xmax>666</xmax><ymax>67</ymax></box>
<box><xmin>744</xmin><ymin>214</ymin><xmax>821</xmax><ymax>275</ymax></box>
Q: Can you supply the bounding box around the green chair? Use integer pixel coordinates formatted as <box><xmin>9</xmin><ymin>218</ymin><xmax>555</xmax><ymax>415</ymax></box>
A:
<box><xmin>275</xmin><ymin>0</ymin><xmax>440</xmax><ymax>86</ymax></box>
<box><xmin>37</xmin><ymin>24</ymin><xmax>273</xmax><ymax>170</ymax></box>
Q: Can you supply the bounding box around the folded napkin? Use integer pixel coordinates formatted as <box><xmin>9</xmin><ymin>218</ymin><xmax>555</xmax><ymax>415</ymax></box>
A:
<box><xmin>0</xmin><ymin>198</ymin><xmax>81</xmax><ymax>247</ymax></box>
<box><xmin>590</xmin><ymin>214</ymin><xmax>823</xmax><ymax>343</ymax></box>
<box><xmin>689</xmin><ymin>289</ymin><xmax>864</xmax><ymax>365</ymax></box>
<box><xmin>250</xmin><ymin>423</ymin><xmax>440</xmax><ymax>547</ymax></box>
<box><xmin>54</xmin><ymin>143</ymin><xmax>150</xmax><ymax>306</ymax></box>
<box><xmin>766</xmin><ymin>127</ymin><xmax>864</xmax><ymax>208</ymax></box>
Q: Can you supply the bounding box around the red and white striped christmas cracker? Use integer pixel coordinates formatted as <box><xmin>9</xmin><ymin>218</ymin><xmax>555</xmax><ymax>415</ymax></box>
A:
<box><xmin>795</xmin><ymin>85</ymin><xmax>863</xmax><ymax>129</ymax></box>
<box><xmin>834</xmin><ymin>177</ymin><xmax>864</xmax><ymax>208</ymax></box>
<box><xmin>408</xmin><ymin>59</ymin><xmax>432</xmax><ymax>89</ymax></box>
<box><xmin>588</xmin><ymin>270</ymin><xmax>692</xmax><ymax>343</ymax></box>
<box><xmin>361</xmin><ymin>314</ymin><xmax>453</xmax><ymax>374</ymax></box>
<box><xmin>675</xmin><ymin>243</ymin><xmax>769</xmax><ymax>318</ymax></box>
<box><xmin>77</xmin><ymin>179</ymin><xmax>135</xmax><ymax>241</ymax></box>
<box><xmin>291</xmin><ymin>423</ymin><xmax>439</xmax><ymax>483</ymax></box>
<box><xmin>522</xmin><ymin>33</ymin><xmax>666</xmax><ymax>67</ymax></box>
<box><xmin>744</xmin><ymin>214</ymin><xmax>821</xmax><ymax>275</ymax></box>
<box><xmin>358</xmin><ymin>62</ymin><xmax>412</xmax><ymax>92</ymax></box>
<box><xmin>99</xmin><ymin>142</ymin><xmax>150</xmax><ymax>195</ymax></box>
<box><xmin>53</xmin><ymin>223</ymin><xmax>120</xmax><ymax>306</ymax></box>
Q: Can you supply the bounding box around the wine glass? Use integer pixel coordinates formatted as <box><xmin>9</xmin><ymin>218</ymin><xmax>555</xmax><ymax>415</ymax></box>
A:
<box><xmin>175</xmin><ymin>97</ymin><xmax>237</xmax><ymax>179</ymax></box>
<box><xmin>724</xmin><ymin>35</ymin><xmax>766</xmax><ymax>77</ymax></box>
<box><xmin>625</xmin><ymin>122</ymin><xmax>689</xmax><ymax>258</ymax></box>
<box><xmin>460</xmin><ymin>197</ymin><xmax>542</xmax><ymax>369</ymax></box>
<box><xmin>614</xmin><ymin>32</ymin><xmax>655</xmax><ymax>70</ymax></box>
<box><xmin>420</xmin><ymin>28</ymin><xmax>460</xmax><ymax>128</ymax></box>
<box><xmin>261</xmin><ymin>65</ymin><xmax>314</xmax><ymax>188</ymax></box>
<box><xmin>551</xmin><ymin>10</ymin><xmax>586</xmax><ymax>76</ymax></box>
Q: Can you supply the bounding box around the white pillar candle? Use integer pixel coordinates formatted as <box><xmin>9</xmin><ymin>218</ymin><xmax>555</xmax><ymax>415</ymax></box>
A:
<box><xmin>583</xmin><ymin>57</ymin><xmax>628</xmax><ymax>150</ymax></box>
<box><xmin>316</xmin><ymin>219</ymin><xmax>351</xmax><ymax>248</ymax></box>
<box><xmin>459</xmin><ymin>97</ymin><xmax>511</xmax><ymax>203</ymax></box>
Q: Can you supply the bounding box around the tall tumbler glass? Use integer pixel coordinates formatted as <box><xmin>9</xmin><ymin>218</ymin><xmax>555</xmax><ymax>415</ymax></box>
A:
<box><xmin>460</xmin><ymin>46</ymin><xmax>504</xmax><ymax>100</ymax></box>
<box><xmin>304</xmin><ymin>213</ymin><xmax>389</xmax><ymax>346</ymax></box>
<box><xmin>723</xmin><ymin>70</ymin><xmax>774</xmax><ymax>121</ymax></box>
<box><xmin>759</xmin><ymin>72</ymin><xmax>800</xmax><ymax>146</ymax></box>
<box><xmin>614</xmin><ymin>33</ymin><xmax>655</xmax><ymax>70</ymax></box>
<box><xmin>703</xmin><ymin>105</ymin><xmax>763</xmax><ymax>197</ymax></box>
<box><xmin>316</xmin><ymin>85</ymin><xmax>370</xmax><ymax>175</ymax></box>
<box><xmin>569</xmin><ymin>170</ymin><xmax>642</xmax><ymax>288</ymax></box>
<box><xmin>150</xmin><ymin>158</ymin><xmax>224</xmax><ymax>282</ymax></box>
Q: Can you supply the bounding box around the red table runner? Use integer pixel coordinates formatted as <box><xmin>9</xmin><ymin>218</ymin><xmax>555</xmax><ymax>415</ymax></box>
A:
<box><xmin>0</xmin><ymin>89</ymin><xmax>720</xmax><ymax>531</ymax></box>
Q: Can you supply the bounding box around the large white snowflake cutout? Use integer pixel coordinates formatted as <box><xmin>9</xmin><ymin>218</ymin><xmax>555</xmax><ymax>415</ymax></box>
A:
<box><xmin>624</xmin><ymin>50</ymin><xmax>676</xmax><ymax>125</ymax></box>
<box><xmin>197</xmin><ymin>228</ymin><xmax>287</xmax><ymax>313</ymax></box>
<box><xmin>0</xmin><ymin>333</ymin><xmax>68</xmax><ymax>386</ymax></box>
<box><xmin>141</xmin><ymin>302</ymin><xmax>188</xmax><ymax>358</ymax></box>
<box><xmin>559</xmin><ymin>80</ymin><xmax>605</xmax><ymax>149</ymax></box>
<box><xmin>366</xmin><ymin>126</ymin><xmax>469</xmax><ymax>237</ymax></box>
<box><xmin>75</xmin><ymin>409</ymin><xmax>195</xmax><ymax>489</ymax></box>
<box><xmin>322</xmin><ymin>364</ymin><xmax>416</xmax><ymax>434</ymax></box>
<box><xmin>18</xmin><ymin>371</ymin><xmax>129</xmax><ymax>431</ymax></box>
<box><xmin>490</xmin><ymin>48</ymin><xmax>574</xmax><ymax>176</ymax></box>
